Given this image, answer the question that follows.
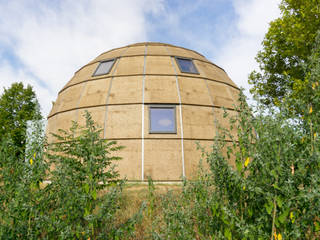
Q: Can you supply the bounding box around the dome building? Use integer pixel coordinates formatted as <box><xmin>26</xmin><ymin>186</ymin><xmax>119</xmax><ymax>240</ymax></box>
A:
<box><xmin>46</xmin><ymin>42</ymin><xmax>240</xmax><ymax>182</ymax></box>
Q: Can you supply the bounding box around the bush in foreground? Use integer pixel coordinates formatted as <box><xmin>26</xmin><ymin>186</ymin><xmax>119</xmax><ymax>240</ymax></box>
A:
<box><xmin>0</xmin><ymin>111</ymin><xmax>142</xmax><ymax>239</ymax></box>
<box><xmin>152</xmin><ymin>91</ymin><xmax>320</xmax><ymax>240</ymax></box>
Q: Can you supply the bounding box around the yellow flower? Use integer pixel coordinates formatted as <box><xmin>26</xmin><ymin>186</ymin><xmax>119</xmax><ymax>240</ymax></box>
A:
<box><xmin>314</xmin><ymin>133</ymin><xmax>317</xmax><ymax>138</ymax></box>
<box><xmin>243</xmin><ymin>186</ymin><xmax>246</xmax><ymax>190</ymax></box>
<box><xmin>312</xmin><ymin>83</ymin><xmax>316</xmax><ymax>89</ymax></box>
<box><xmin>30</xmin><ymin>158</ymin><xmax>33</xmax><ymax>165</ymax></box>
<box><xmin>290</xmin><ymin>212</ymin><xmax>294</xmax><ymax>219</ymax></box>
<box><xmin>309</xmin><ymin>106</ymin><xmax>313</xmax><ymax>114</ymax></box>
<box><xmin>244</xmin><ymin>157</ymin><xmax>250</xmax><ymax>167</ymax></box>
<box><xmin>278</xmin><ymin>233</ymin><xmax>282</xmax><ymax>240</ymax></box>
<box><xmin>33</xmin><ymin>152</ymin><xmax>36</xmax><ymax>158</ymax></box>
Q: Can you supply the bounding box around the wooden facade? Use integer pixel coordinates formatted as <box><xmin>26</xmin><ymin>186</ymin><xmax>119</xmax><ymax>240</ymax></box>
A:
<box><xmin>47</xmin><ymin>42</ymin><xmax>240</xmax><ymax>181</ymax></box>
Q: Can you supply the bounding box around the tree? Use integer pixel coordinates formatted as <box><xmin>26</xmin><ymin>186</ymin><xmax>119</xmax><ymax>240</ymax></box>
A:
<box><xmin>249</xmin><ymin>0</ymin><xmax>320</xmax><ymax>106</ymax></box>
<box><xmin>0</xmin><ymin>82</ymin><xmax>42</xmax><ymax>155</ymax></box>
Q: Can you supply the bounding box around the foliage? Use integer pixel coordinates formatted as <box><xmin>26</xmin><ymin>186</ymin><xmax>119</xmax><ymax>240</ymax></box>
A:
<box><xmin>0</xmin><ymin>120</ymin><xmax>48</xmax><ymax>239</ymax></box>
<box><xmin>249</xmin><ymin>0</ymin><xmax>320</xmax><ymax>106</ymax></box>
<box><xmin>0</xmin><ymin>111</ymin><xmax>142</xmax><ymax>239</ymax></box>
<box><xmin>0</xmin><ymin>82</ymin><xmax>42</xmax><ymax>155</ymax></box>
<box><xmin>151</xmin><ymin>91</ymin><xmax>320</xmax><ymax>239</ymax></box>
<box><xmin>286</xmin><ymin>30</ymin><xmax>320</xmax><ymax>129</ymax></box>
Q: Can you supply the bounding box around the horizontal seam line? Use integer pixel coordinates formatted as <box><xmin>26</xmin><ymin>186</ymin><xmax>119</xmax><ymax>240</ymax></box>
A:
<box><xmin>48</xmin><ymin>104</ymin><xmax>238</xmax><ymax>119</ymax></box>
<box><xmin>74</xmin><ymin>54</ymin><xmax>226</xmax><ymax>77</ymax></box>
<box><xmin>59</xmin><ymin>74</ymin><xmax>239</xmax><ymax>94</ymax></box>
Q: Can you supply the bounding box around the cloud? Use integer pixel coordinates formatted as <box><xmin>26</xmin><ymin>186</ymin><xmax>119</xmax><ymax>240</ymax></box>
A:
<box><xmin>158</xmin><ymin>118</ymin><xmax>173</xmax><ymax>127</ymax></box>
<box><xmin>0</xmin><ymin>0</ymin><xmax>164</xmax><ymax>117</ymax></box>
<box><xmin>0</xmin><ymin>59</ymin><xmax>52</xmax><ymax>116</ymax></box>
<box><xmin>214</xmin><ymin>0</ymin><xmax>281</xmax><ymax>102</ymax></box>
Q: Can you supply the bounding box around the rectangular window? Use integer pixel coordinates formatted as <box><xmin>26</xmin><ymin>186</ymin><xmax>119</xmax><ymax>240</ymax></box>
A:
<box><xmin>175</xmin><ymin>57</ymin><xmax>199</xmax><ymax>74</ymax></box>
<box><xmin>92</xmin><ymin>59</ymin><xmax>115</xmax><ymax>76</ymax></box>
<box><xmin>149</xmin><ymin>105</ymin><xmax>176</xmax><ymax>134</ymax></box>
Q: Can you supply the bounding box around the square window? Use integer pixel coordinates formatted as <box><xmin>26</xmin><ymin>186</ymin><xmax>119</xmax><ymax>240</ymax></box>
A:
<box><xmin>93</xmin><ymin>59</ymin><xmax>115</xmax><ymax>76</ymax></box>
<box><xmin>175</xmin><ymin>57</ymin><xmax>199</xmax><ymax>74</ymax></box>
<box><xmin>149</xmin><ymin>105</ymin><xmax>176</xmax><ymax>133</ymax></box>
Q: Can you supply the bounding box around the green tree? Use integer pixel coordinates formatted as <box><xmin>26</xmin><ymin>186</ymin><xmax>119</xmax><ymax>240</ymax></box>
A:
<box><xmin>249</xmin><ymin>0</ymin><xmax>320</xmax><ymax>106</ymax></box>
<box><xmin>0</xmin><ymin>82</ymin><xmax>42</xmax><ymax>155</ymax></box>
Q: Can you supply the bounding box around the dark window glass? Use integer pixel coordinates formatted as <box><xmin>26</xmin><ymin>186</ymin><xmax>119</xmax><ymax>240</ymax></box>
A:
<box><xmin>176</xmin><ymin>58</ymin><xmax>198</xmax><ymax>74</ymax></box>
<box><xmin>149</xmin><ymin>106</ymin><xmax>176</xmax><ymax>133</ymax></box>
<box><xmin>93</xmin><ymin>59</ymin><xmax>115</xmax><ymax>76</ymax></box>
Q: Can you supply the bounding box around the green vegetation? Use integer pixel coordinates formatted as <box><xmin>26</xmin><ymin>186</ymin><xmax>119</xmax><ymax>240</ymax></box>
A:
<box><xmin>1</xmin><ymin>2</ymin><xmax>319</xmax><ymax>238</ymax></box>
<box><xmin>0</xmin><ymin>82</ymin><xmax>42</xmax><ymax>156</ymax></box>
<box><xmin>249</xmin><ymin>0</ymin><xmax>320</xmax><ymax>107</ymax></box>
<box><xmin>0</xmin><ymin>111</ymin><xmax>143</xmax><ymax>239</ymax></box>
<box><xmin>1</xmin><ymin>86</ymin><xmax>319</xmax><ymax>239</ymax></box>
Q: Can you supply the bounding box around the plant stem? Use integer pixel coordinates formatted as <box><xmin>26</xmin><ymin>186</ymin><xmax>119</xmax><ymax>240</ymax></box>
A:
<box><xmin>270</xmin><ymin>198</ymin><xmax>277</xmax><ymax>240</ymax></box>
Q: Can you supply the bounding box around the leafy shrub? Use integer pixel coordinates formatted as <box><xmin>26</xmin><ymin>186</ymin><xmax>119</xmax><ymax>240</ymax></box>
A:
<box><xmin>152</xmin><ymin>91</ymin><xmax>320</xmax><ymax>239</ymax></box>
<box><xmin>0</xmin><ymin>111</ymin><xmax>142</xmax><ymax>239</ymax></box>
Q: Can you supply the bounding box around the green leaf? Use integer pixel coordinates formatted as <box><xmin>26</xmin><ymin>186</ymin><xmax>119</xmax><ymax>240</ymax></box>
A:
<box><xmin>278</xmin><ymin>209</ymin><xmax>289</xmax><ymax>224</ymax></box>
<box><xmin>276</xmin><ymin>196</ymin><xmax>283</xmax><ymax>208</ymax></box>
<box><xmin>265</xmin><ymin>201</ymin><xmax>273</xmax><ymax>215</ymax></box>
<box><xmin>84</xmin><ymin>183</ymin><xmax>89</xmax><ymax>194</ymax></box>
<box><xmin>224</xmin><ymin>228</ymin><xmax>232</xmax><ymax>240</ymax></box>
<box><xmin>236</xmin><ymin>161</ymin><xmax>243</xmax><ymax>173</ymax></box>
<box><xmin>92</xmin><ymin>189</ymin><xmax>97</xmax><ymax>200</ymax></box>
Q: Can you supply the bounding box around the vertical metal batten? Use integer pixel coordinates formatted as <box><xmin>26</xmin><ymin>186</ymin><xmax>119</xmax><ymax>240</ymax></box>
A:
<box><xmin>141</xmin><ymin>44</ymin><xmax>148</xmax><ymax>181</ymax></box>
<box><xmin>165</xmin><ymin>46</ymin><xmax>185</xmax><ymax>178</ymax></box>
<box><xmin>103</xmin><ymin>47</ymin><xmax>129</xmax><ymax>138</ymax></box>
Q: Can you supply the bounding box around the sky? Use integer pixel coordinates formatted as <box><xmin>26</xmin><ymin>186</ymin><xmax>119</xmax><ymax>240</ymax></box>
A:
<box><xmin>0</xmin><ymin>0</ymin><xmax>281</xmax><ymax>117</ymax></box>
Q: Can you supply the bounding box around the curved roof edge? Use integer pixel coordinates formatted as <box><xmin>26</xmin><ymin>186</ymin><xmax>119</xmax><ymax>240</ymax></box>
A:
<box><xmin>97</xmin><ymin>42</ymin><xmax>207</xmax><ymax>59</ymax></box>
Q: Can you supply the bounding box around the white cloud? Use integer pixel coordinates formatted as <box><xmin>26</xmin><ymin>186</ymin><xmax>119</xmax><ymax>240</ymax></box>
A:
<box><xmin>0</xmin><ymin>59</ymin><xmax>53</xmax><ymax>116</ymax></box>
<box><xmin>0</xmin><ymin>0</ymin><xmax>163</xmax><ymax>117</ymax></box>
<box><xmin>214</xmin><ymin>0</ymin><xmax>281</xmax><ymax>103</ymax></box>
<box><xmin>158</xmin><ymin>118</ymin><xmax>173</xmax><ymax>127</ymax></box>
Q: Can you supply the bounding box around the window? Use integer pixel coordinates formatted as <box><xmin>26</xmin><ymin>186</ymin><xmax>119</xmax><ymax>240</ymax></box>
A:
<box><xmin>92</xmin><ymin>59</ymin><xmax>115</xmax><ymax>76</ymax></box>
<box><xmin>175</xmin><ymin>57</ymin><xmax>199</xmax><ymax>74</ymax></box>
<box><xmin>149</xmin><ymin>105</ymin><xmax>176</xmax><ymax>133</ymax></box>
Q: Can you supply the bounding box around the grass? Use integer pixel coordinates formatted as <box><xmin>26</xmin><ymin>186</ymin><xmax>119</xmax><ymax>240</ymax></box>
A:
<box><xmin>116</xmin><ymin>183</ymin><xmax>182</xmax><ymax>239</ymax></box>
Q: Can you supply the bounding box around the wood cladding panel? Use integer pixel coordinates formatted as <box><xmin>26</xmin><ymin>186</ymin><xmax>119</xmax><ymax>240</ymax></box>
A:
<box><xmin>93</xmin><ymin>48</ymin><xmax>127</xmax><ymax>63</ymax></box>
<box><xmin>165</xmin><ymin>46</ymin><xmax>207</xmax><ymax>62</ymax></box>
<box><xmin>147</xmin><ymin>45</ymin><xmax>170</xmax><ymax>55</ymax></box>
<box><xmin>78</xmin><ymin>79</ymin><xmax>111</xmax><ymax>108</ymax></box>
<box><xmin>105</xmin><ymin>105</ymin><xmax>142</xmax><ymax>139</ymax></box>
<box><xmin>195</xmin><ymin>60</ymin><xmax>237</xmax><ymax>87</ymax></box>
<box><xmin>214</xmin><ymin>108</ymin><xmax>238</xmax><ymax>141</ymax></box>
<box><xmin>77</xmin><ymin>106</ymin><xmax>106</xmax><ymax>138</ymax></box>
<box><xmin>144</xmin><ymin>139</ymin><xmax>182</xmax><ymax>180</ymax></box>
<box><xmin>57</xmin><ymin>84</ymin><xmax>84</xmax><ymax>112</ymax></box>
<box><xmin>124</xmin><ymin>45</ymin><xmax>145</xmax><ymax>56</ymax></box>
<box><xmin>54</xmin><ymin>110</ymin><xmax>77</xmax><ymax>135</ymax></box>
<box><xmin>113</xmin><ymin>56</ymin><xmax>144</xmax><ymax>75</ymax></box>
<box><xmin>178</xmin><ymin>77</ymin><xmax>212</xmax><ymax>106</ymax></box>
<box><xmin>113</xmin><ymin>140</ymin><xmax>142</xmax><ymax>180</ymax></box>
<box><xmin>207</xmin><ymin>81</ymin><xmax>236</xmax><ymax>109</ymax></box>
<box><xmin>182</xmin><ymin>105</ymin><xmax>215</xmax><ymax>139</ymax></box>
<box><xmin>144</xmin><ymin>75</ymin><xmax>179</xmax><ymax>104</ymax></box>
<box><xmin>145</xmin><ymin>56</ymin><xmax>175</xmax><ymax>75</ymax></box>
<box><xmin>108</xmin><ymin>76</ymin><xmax>142</xmax><ymax>104</ymax></box>
<box><xmin>183</xmin><ymin>140</ymin><xmax>211</xmax><ymax>178</ymax></box>
<box><xmin>228</xmin><ymin>87</ymin><xmax>241</xmax><ymax>106</ymax></box>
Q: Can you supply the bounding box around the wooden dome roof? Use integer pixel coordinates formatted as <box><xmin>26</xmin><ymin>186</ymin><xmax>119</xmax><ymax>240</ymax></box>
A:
<box><xmin>47</xmin><ymin>42</ymin><xmax>240</xmax><ymax>181</ymax></box>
